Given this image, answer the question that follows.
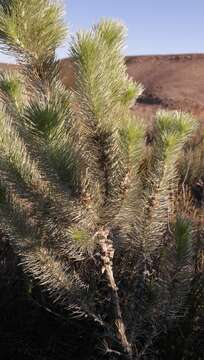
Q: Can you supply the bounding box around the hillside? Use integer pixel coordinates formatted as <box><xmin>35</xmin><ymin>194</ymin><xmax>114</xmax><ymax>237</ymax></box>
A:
<box><xmin>1</xmin><ymin>53</ymin><xmax>204</xmax><ymax>121</ymax></box>
<box><xmin>59</xmin><ymin>53</ymin><xmax>204</xmax><ymax>122</ymax></box>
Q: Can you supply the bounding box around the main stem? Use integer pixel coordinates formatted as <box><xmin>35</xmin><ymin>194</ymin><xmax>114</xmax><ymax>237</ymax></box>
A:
<box><xmin>97</xmin><ymin>228</ymin><xmax>133</xmax><ymax>359</ymax></box>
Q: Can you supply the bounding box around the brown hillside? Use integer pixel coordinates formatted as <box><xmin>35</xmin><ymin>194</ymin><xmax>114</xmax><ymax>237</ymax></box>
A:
<box><xmin>59</xmin><ymin>54</ymin><xmax>204</xmax><ymax>122</ymax></box>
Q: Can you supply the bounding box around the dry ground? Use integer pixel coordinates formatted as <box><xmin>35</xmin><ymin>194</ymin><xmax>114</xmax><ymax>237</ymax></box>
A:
<box><xmin>59</xmin><ymin>53</ymin><xmax>204</xmax><ymax>122</ymax></box>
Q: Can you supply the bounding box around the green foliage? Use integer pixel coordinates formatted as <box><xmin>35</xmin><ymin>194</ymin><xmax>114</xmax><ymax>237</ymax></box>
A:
<box><xmin>0</xmin><ymin>0</ymin><xmax>67</xmax><ymax>60</ymax></box>
<box><xmin>68</xmin><ymin>227</ymin><xmax>95</xmax><ymax>253</ymax></box>
<box><xmin>121</xmin><ymin>119</ymin><xmax>145</xmax><ymax>156</ymax></box>
<box><xmin>71</xmin><ymin>20</ymin><xmax>143</xmax><ymax>129</ymax></box>
<box><xmin>24</xmin><ymin>101</ymin><xmax>62</xmax><ymax>139</ymax></box>
<box><xmin>0</xmin><ymin>70</ymin><xmax>25</xmax><ymax>114</ymax></box>
<box><xmin>156</xmin><ymin>111</ymin><xmax>197</xmax><ymax>162</ymax></box>
<box><xmin>94</xmin><ymin>18</ymin><xmax>126</xmax><ymax>48</ymax></box>
<box><xmin>0</xmin><ymin>112</ymin><xmax>37</xmax><ymax>182</ymax></box>
<box><xmin>175</xmin><ymin>216</ymin><xmax>192</xmax><ymax>265</ymax></box>
<box><xmin>0</xmin><ymin>71</ymin><xmax>21</xmax><ymax>98</ymax></box>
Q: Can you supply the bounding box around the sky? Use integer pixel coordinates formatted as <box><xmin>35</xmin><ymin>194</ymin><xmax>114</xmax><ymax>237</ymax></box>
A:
<box><xmin>0</xmin><ymin>0</ymin><xmax>203</xmax><ymax>63</ymax></box>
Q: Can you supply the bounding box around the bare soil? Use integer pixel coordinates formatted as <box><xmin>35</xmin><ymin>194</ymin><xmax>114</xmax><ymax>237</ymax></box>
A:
<box><xmin>59</xmin><ymin>54</ymin><xmax>204</xmax><ymax>122</ymax></box>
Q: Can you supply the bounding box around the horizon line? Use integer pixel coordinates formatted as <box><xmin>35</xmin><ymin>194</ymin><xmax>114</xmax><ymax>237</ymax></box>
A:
<box><xmin>0</xmin><ymin>52</ymin><xmax>204</xmax><ymax>65</ymax></box>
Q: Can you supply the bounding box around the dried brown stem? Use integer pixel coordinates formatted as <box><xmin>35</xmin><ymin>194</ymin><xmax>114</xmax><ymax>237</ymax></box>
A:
<box><xmin>96</xmin><ymin>228</ymin><xmax>133</xmax><ymax>359</ymax></box>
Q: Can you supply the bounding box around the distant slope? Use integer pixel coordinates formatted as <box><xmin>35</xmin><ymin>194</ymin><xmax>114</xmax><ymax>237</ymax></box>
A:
<box><xmin>1</xmin><ymin>54</ymin><xmax>204</xmax><ymax>121</ymax></box>
<box><xmin>0</xmin><ymin>63</ymin><xmax>17</xmax><ymax>71</ymax></box>
<box><xmin>60</xmin><ymin>54</ymin><xmax>204</xmax><ymax>122</ymax></box>
<box><xmin>126</xmin><ymin>54</ymin><xmax>204</xmax><ymax>121</ymax></box>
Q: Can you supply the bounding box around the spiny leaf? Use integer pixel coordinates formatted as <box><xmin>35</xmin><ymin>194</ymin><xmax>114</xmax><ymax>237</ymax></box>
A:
<box><xmin>0</xmin><ymin>70</ymin><xmax>25</xmax><ymax>111</ymax></box>
<box><xmin>156</xmin><ymin>111</ymin><xmax>198</xmax><ymax>161</ymax></box>
<box><xmin>68</xmin><ymin>227</ymin><xmax>95</xmax><ymax>252</ymax></box>
<box><xmin>0</xmin><ymin>0</ymin><xmax>67</xmax><ymax>59</ymax></box>
<box><xmin>174</xmin><ymin>216</ymin><xmax>193</xmax><ymax>265</ymax></box>
<box><xmin>94</xmin><ymin>18</ymin><xmax>127</xmax><ymax>49</ymax></box>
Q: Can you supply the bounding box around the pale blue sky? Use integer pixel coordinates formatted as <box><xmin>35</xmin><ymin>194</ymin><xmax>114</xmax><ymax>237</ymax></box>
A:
<box><xmin>0</xmin><ymin>0</ymin><xmax>203</xmax><ymax>63</ymax></box>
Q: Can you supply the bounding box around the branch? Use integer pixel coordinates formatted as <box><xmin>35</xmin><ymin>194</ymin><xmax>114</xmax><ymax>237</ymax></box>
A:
<box><xmin>95</xmin><ymin>228</ymin><xmax>133</xmax><ymax>359</ymax></box>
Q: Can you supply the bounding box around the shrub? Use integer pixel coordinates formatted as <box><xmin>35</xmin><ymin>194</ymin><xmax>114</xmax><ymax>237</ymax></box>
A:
<box><xmin>0</xmin><ymin>1</ymin><xmax>202</xmax><ymax>359</ymax></box>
